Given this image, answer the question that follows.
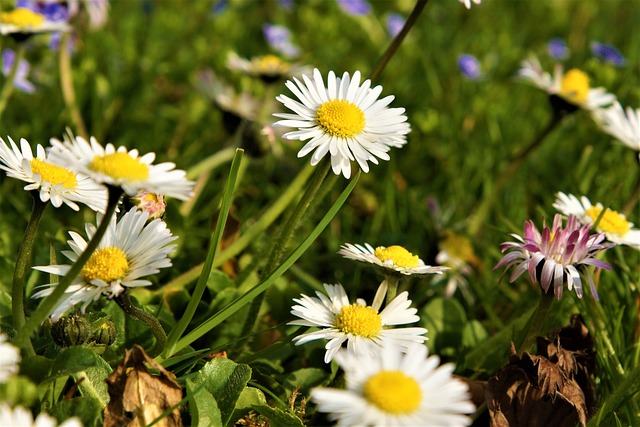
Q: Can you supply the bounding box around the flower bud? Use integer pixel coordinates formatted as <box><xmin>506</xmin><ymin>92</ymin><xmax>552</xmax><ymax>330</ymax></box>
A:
<box><xmin>130</xmin><ymin>190</ymin><xmax>166</xmax><ymax>220</ymax></box>
<box><xmin>91</xmin><ymin>319</ymin><xmax>118</xmax><ymax>347</ymax></box>
<box><xmin>51</xmin><ymin>314</ymin><xmax>91</xmax><ymax>347</ymax></box>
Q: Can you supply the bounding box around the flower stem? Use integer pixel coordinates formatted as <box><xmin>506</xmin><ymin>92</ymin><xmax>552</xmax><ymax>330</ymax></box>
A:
<box><xmin>468</xmin><ymin>113</ymin><xmax>563</xmax><ymax>237</ymax></box>
<box><xmin>238</xmin><ymin>157</ymin><xmax>331</xmax><ymax>347</ymax></box>
<box><xmin>516</xmin><ymin>290</ymin><xmax>554</xmax><ymax>354</ymax></box>
<box><xmin>115</xmin><ymin>292</ymin><xmax>166</xmax><ymax>358</ymax></box>
<box><xmin>59</xmin><ymin>32</ymin><xmax>88</xmax><ymax>138</ymax></box>
<box><xmin>11</xmin><ymin>193</ymin><xmax>48</xmax><ymax>356</ymax></box>
<box><xmin>12</xmin><ymin>186</ymin><xmax>123</xmax><ymax>349</ymax></box>
<box><xmin>384</xmin><ymin>276</ymin><xmax>400</xmax><ymax>306</ymax></box>
<box><xmin>0</xmin><ymin>43</ymin><xmax>25</xmax><ymax>120</ymax></box>
<box><xmin>368</xmin><ymin>0</ymin><xmax>429</xmax><ymax>82</ymax></box>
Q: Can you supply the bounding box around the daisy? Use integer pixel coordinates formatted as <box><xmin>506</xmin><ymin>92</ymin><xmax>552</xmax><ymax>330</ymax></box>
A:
<box><xmin>593</xmin><ymin>101</ymin><xmax>640</xmax><ymax>157</ymax></box>
<box><xmin>0</xmin><ymin>7</ymin><xmax>69</xmax><ymax>38</ymax></box>
<box><xmin>227</xmin><ymin>51</ymin><xmax>308</xmax><ymax>83</ymax></box>
<box><xmin>495</xmin><ymin>214</ymin><xmax>612</xmax><ymax>300</ymax></box>
<box><xmin>311</xmin><ymin>343</ymin><xmax>475</xmax><ymax>426</ymax></box>
<box><xmin>435</xmin><ymin>231</ymin><xmax>479</xmax><ymax>299</ymax></box>
<box><xmin>273</xmin><ymin>68</ymin><xmax>410</xmax><ymax>179</ymax></box>
<box><xmin>339</xmin><ymin>243</ymin><xmax>449</xmax><ymax>276</ymax></box>
<box><xmin>47</xmin><ymin>133</ymin><xmax>194</xmax><ymax>200</ymax></box>
<box><xmin>0</xmin><ymin>136</ymin><xmax>107</xmax><ymax>212</ymax></box>
<box><xmin>459</xmin><ymin>0</ymin><xmax>481</xmax><ymax>9</ymax></box>
<box><xmin>32</xmin><ymin>207</ymin><xmax>178</xmax><ymax>321</ymax></box>
<box><xmin>0</xmin><ymin>403</ymin><xmax>82</xmax><ymax>427</ymax></box>
<box><xmin>130</xmin><ymin>190</ymin><xmax>166</xmax><ymax>220</ymax></box>
<box><xmin>517</xmin><ymin>55</ymin><xmax>616</xmax><ymax>113</ymax></box>
<box><xmin>553</xmin><ymin>192</ymin><xmax>640</xmax><ymax>248</ymax></box>
<box><xmin>0</xmin><ymin>333</ymin><xmax>20</xmax><ymax>382</ymax></box>
<box><xmin>289</xmin><ymin>282</ymin><xmax>428</xmax><ymax>363</ymax></box>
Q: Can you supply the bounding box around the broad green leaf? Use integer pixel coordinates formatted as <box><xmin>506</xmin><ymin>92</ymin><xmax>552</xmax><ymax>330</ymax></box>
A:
<box><xmin>420</xmin><ymin>297</ymin><xmax>468</xmax><ymax>353</ymax></box>
<box><xmin>190</xmin><ymin>358</ymin><xmax>252</xmax><ymax>426</ymax></box>
<box><xmin>283</xmin><ymin>368</ymin><xmax>329</xmax><ymax>394</ymax></box>
<box><xmin>19</xmin><ymin>355</ymin><xmax>52</xmax><ymax>383</ymax></box>
<box><xmin>253</xmin><ymin>405</ymin><xmax>305</xmax><ymax>427</ymax></box>
<box><xmin>49</xmin><ymin>347</ymin><xmax>98</xmax><ymax>379</ymax></box>
<box><xmin>186</xmin><ymin>378</ymin><xmax>223</xmax><ymax>427</ymax></box>
<box><xmin>76</xmin><ymin>355</ymin><xmax>112</xmax><ymax>406</ymax></box>
<box><xmin>230</xmin><ymin>387</ymin><xmax>267</xmax><ymax>425</ymax></box>
<box><xmin>50</xmin><ymin>396</ymin><xmax>104</xmax><ymax>427</ymax></box>
<box><xmin>207</xmin><ymin>269</ymin><xmax>235</xmax><ymax>293</ymax></box>
<box><xmin>462</xmin><ymin>320</ymin><xmax>489</xmax><ymax>349</ymax></box>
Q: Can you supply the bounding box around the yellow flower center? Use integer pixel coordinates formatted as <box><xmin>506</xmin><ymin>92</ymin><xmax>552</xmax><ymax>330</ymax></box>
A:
<box><xmin>374</xmin><ymin>245</ymin><xmax>419</xmax><ymax>268</ymax></box>
<box><xmin>82</xmin><ymin>246</ymin><xmax>129</xmax><ymax>283</ymax></box>
<box><xmin>316</xmin><ymin>99</ymin><xmax>366</xmax><ymax>138</ymax></box>
<box><xmin>88</xmin><ymin>152</ymin><xmax>150</xmax><ymax>182</ymax></box>
<box><xmin>253</xmin><ymin>54</ymin><xmax>289</xmax><ymax>74</ymax></box>
<box><xmin>559</xmin><ymin>69</ymin><xmax>590</xmax><ymax>105</ymax></box>
<box><xmin>586</xmin><ymin>206</ymin><xmax>631</xmax><ymax>236</ymax></box>
<box><xmin>363</xmin><ymin>370</ymin><xmax>422</xmax><ymax>415</ymax></box>
<box><xmin>0</xmin><ymin>8</ymin><xmax>45</xmax><ymax>27</ymax></box>
<box><xmin>334</xmin><ymin>304</ymin><xmax>382</xmax><ymax>338</ymax></box>
<box><xmin>440</xmin><ymin>232</ymin><xmax>477</xmax><ymax>265</ymax></box>
<box><xmin>30</xmin><ymin>158</ymin><xmax>78</xmax><ymax>189</ymax></box>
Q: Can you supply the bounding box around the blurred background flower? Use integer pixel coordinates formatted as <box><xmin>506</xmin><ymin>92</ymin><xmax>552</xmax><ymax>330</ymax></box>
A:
<box><xmin>591</xmin><ymin>41</ymin><xmax>625</xmax><ymax>66</ymax></box>
<box><xmin>458</xmin><ymin>54</ymin><xmax>482</xmax><ymax>79</ymax></box>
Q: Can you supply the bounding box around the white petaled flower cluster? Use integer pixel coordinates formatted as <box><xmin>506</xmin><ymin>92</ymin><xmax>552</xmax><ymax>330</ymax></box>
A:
<box><xmin>0</xmin><ymin>137</ymin><xmax>107</xmax><ymax>212</ymax></box>
<box><xmin>274</xmin><ymin>68</ymin><xmax>410</xmax><ymax>179</ymax></box>
<box><xmin>0</xmin><ymin>333</ymin><xmax>21</xmax><ymax>383</ymax></box>
<box><xmin>33</xmin><ymin>207</ymin><xmax>178</xmax><ymax>321</ymax></box>
<box><xmin>554</xmin><ymin>192</ymin><xmax>640</xmax><ymax>249</ymax></box>
<box><xmin>289</xmin><ymin>282</ymin><xmax>428</xmax><ymax>363</ymax></box>
<box><xmin>311</xmin><ymin>343</ymin><xmax>475</xmax><ymax>426</ymax></box>
<box><xmin>0</xmin><ymin>403</ymin><xmax>82</xmax><ymax>427</ymax></box>
<box><xmin>593</xmin><ymin>101</ymin><xmax>640</xmax><ymax>158</ymax></box>
<box><xmin>517</xmin><ymin>55</ymin><xmax>616</xmax><ymax>113</ymax></box>
<box><xmin>339</xmin><ymin>243</ymin><xmax>449</xmax><ymax>276</ymax></box>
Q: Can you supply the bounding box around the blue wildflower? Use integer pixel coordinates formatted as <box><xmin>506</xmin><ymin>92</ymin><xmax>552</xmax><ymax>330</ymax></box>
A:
<box><xmin>548</xmin><ymin>38</ymin><xmax>570</xmax><ymax>60</ymax></box>
<box><xmin>386</xmin><ymin>13</ymin><xmax>405</xmax><ymax>38</ymax></box>
<box><xmin>337</xmin><ymin>0</ymin><xmax>371</xmax><ymax>15</ymax></box>
<box><xmin>2</xmin><ymin>49</ymin><xmax>35</xmax><ymax>94</ymax></box>
<box><xmin>591</xmin><ymin>41</ymin><xmax>625</xmax><ymax>66</ymax></box>
<box><xmin>263</xmin><ymin>24</ymin><xmax>299</xmax><ymax>58</ymax></box>
<box><xmin>458</xmin><ymin>54</ymin><xmax>482</xmax><ymax>79</ymax></box>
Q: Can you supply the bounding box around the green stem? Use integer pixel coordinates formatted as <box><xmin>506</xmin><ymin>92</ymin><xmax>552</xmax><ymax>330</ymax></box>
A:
<box><xmin>516</xmin><ymin>290</ymin><xmax>554</xmax><ymax>354</ymax></box>
<box><xmin>12</xmin><ymin>193</ymin><xmax>48</xmax><ymax>356</ymax></box>
<box><xmin>238</xmin><ymin>157</ymin><xmax>331</xmax><ymax>346</ymax></box>
<box><xmin>468</xmin><ymin>113</ymin><xmax>562</xmax><ymax>237</ymax></box>
<box><xmin>12</xmin><ymin>186</ymin><xmax>123</xmax><ymax>349</ymax></box>
<box><xmin>0</xmin><ymin>43</ymin><xmax>24</xmax><ymax>119</ymax></box>
<box><xmin>384</xmin><ymin>277</ymin><xmax>400</xmax><ymax>306</ymax></box>
<box><xmin>115</xmin><ymin>292</ymin><xmax>166</xmax><ymax>358</ymax></box>
<box><xmin>59</xmin><ymin>32</ymin><xmax>88</xmax><ymax>138</ymax></box>
<box><xmin>368</xmin><ymin>0</ymin><xmax>429</xmax><ymax>82</ymax></box>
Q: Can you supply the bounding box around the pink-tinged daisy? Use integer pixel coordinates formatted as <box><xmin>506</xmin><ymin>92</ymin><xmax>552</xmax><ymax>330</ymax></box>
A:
<box><xmin>0</xmin><ymin>136</ymin><xmax>107</xmax><ymax>212</ymax></box>
<box><xmin>593</xmin><ymin>101</ymin><xmax>640</xmax><ymax>157</ymax></box>
<box><xmin>339</xmin><ymin>243</ymin><xmax>448</xmax><ymax>276</ymax></box>
<box><xmin>289</xmin><ymin>282</ymin><xmax>427</xmax><ymax>363</ymax></box>
<box><xmin>311</xmin><ymin>343</ymin><xmax>475</xmax><ymax>426</ymax></box>
<box><xmin>273</xmin><ymin>68</ymin><xmax>410</xmax><ymax>179</ymax></box>
<box><xmin>495</xmin><ymin>214</ymin><xmax>613</xmax><ymax>300</ymax></box>
<box><xmin>517</xmin><ymin>55</ymin><xmax>616</xmax><ymax>113</ymax></box>
<box><xmin>32</xmin><ymin>207</ymin><xmax>177</xmax><ymax>321</ymax></box>
<box><xmin>48</xmin><ymin>134</ymin><xmax>194</xmax><ymax>200</ymax></box>
<box><xmin>554</xmin><ymin>192</ymin><xmax>640</xmax><ymax>249</ymax></box>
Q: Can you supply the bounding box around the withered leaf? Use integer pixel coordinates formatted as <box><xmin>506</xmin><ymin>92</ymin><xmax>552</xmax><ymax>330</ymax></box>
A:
<box><xmin>104</xmin><ymin>345</ymin><xmax>182</xmax><ymax>427</ymax></box>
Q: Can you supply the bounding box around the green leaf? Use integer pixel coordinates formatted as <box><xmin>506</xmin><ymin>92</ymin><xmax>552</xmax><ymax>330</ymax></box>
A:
<box><xmin>420</xmin><ymin>297</ymin><xmax>468</xmax><ymax>353</ymax></box>
<box><xmin>186</xmin><ymin>379</ymin><xmax>223</xmax><ymax>427</ymax></box>
<box><xmin>283</xmin><ymin>368</ymin><xmax>330</xmax><ymax>395</ymax></box>
<box><xmin>462</xmin><ymin>320</ymin><xmax>489</xmax><ymax>349</ymax></box>
<box><xmin>50</xmin><ymin>396</ymin><xmax>104</xmax><ymax>427</ymax></box>
<box><xmin>230</xmin><ymin>387</ymin><xmax>267</xmax><ymax>425</ymax></box>
<box><xmin>189</xmin><ymin>357</ymin><xmax>252</xmax><ymax>426</ymax></box>
<box><xmin>207</xmin><ymin>269</ymin><xmax>235</xmax><ymax>293</ymax></box>
<box><xmin>76</xmin><ymin>355</ymin><xmax>112</xmax><ymax>406</ymax></box>
<box><xmin>253</xmin><ymin>405</ymin><xmax>305</xmax><ymax>427</ymax></box>
<box><xmin>49</xmin><ymin>347</ymin><xmax>98</xmax><ymax>379</ymax></box>
<box><xmin>19</xmin><ymin>355</ymin><xmax>52</xmax><ymax>383</ymax></box>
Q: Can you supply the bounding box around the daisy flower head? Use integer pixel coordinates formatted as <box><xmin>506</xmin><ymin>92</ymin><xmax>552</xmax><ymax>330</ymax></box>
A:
<box><xmin>48</xmin><ymin>133</ymin><xmax>194</xmax><ymax>200</ymax></box>
<box><xmin>273</xmin><ymin>68</ymin><xmax>410</xmax><ymax>179</ymax></box>
<box><xmin>289</xmin><ymin>282</ymin><xmax>428</xmax><ymax>363</ymax></box>
<box><xmin>227</xmin><ymin>51</ymin><xmax>308</xmax><ymax>84</ymax></box>
<box><xmin>32</xmin><ymin>207</ymin><xmax>178</xmax><ymax>321</ymax></box>
<box><xmin>0</xmin><ymin>333</ymin><xmax>21</xmax><ymax>382</ymax></box>
<box><xmin>339</xmin><ymin>242</ymin><xmax>449</xmax><ymax>277</ymax></box>
<box><xmin>435</xmin><ymin>231</ymin><xmax>479</xmax><ymax>299</ymax></box>
<box><xmin>0</xmin><ymin>7</ymin><xmax>69</xmax><ymax>40</ymax></box>
<box><xmin>0</xmin><ymin>136</ymin><xmax>107</xmax><ymax>212</ymax></box>
<box><xmin>495</xmin><ymin>214</ymin><xmax>613</xmax><ymax>301</ymax></box>
<box><xmin>0</xmin><ymin>403</ymin><xmax>82</xmax><ymax>427</ymax></box>
<box><xmin>593</xmin><ymin>101</ymin><xmax>640</xmax><ymax>157</ymax></box>
<box><xmin>311</xmin><ymin>343</ymin><xmax>475</xmax><ymax>426</ymax></box>
<box><xmin>517</xmin><ymin>55</ymin><xmax>616</xmax><ymax>115</ymax></box>
<box><xmin>459</xmin><ymin>0</ymin><xmax>481</xmax><ymax>9</ymax></box>
<box><xmin>554</xmin><ymin>192</ymin><xmax>640</xmax><ymax>248</ymax></box>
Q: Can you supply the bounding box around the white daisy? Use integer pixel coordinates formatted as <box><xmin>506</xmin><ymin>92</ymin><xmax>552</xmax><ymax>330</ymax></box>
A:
<box><xmin>289</xmin><ymin>282</ymin><xmax>428</xmax><ymax>363</ymax></box>
<box><xmin>435</xmin><ymin>231</ymin><xmax>479</xmax><ymax>299</ymax></box>
<box><xmin>32</xmin><ymin>207</ymin><xmax>178</xmax><ymax>321</ymax></box>
<box><xmin>226</xmin><ymin>52</ymin><xmax>311</xmax><ymax>83</ymax></box>
<box><xmin>0</xmin><ymin>8</ymin><xmax>69</xmax><ymax>37</ymax></box>
<box><xmin>0</xmin><ymin>403</ymin><xmax>82</xmax><ymax>427</ymax></box>
<box><xmin>0</xmin><ymin>333</ymin><xmax>20</xmax><ymax>383</ymax></box>
<box><xmin>593</xmin><ymin>101</ymin><xmax>640</xmax><ymax>157</ymax></box>
<box><xmin>311</xmin><ymin>343</ymin><xmax>475</xmax><ymax>426</ymax></box>
<box><xmin>554</xmin><ymin>192</ymin><xmax>640</xmax><ymax>248</ymax></box>
<box><xmin>459</xmin><ymin>0</ymin><xmax>481</xmax><ymax>9</ymax></box>
<box><xmin>47</xmin><ymin>134</ymin><xmax>194</xmax><ymax>200</ymax></box>
<box><xmin>0</xmin><ymin>137</ymin><xmax>107</xmax><ymax>212</ymax></box>
<box><xmin>517</xmin><ymin>55</ymin><xmax>616</xmax><ymax>113</ymax></box>
<box><xmin>273</xmin><ymin>68</ymin><xmax>410</xmax><ymax>179</ymax></box>
<box><xmin>339</xmin><ymin>243</ymin><xmax>449</xmax><ymax>276</ymax></box>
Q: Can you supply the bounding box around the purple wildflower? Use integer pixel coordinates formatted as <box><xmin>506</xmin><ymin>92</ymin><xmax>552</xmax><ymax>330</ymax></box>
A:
<box><xmin>458</xmin><ymin>54</ymin><xmax>482</xmax><ymax>79</ymax></box>
<box><xmin>262</xmin><ymin>23</ymin><xmax>299</xmax><ymax>58</ymax></box>
<box><xmin>2</xmin><ymin>49</ymin><xmax>35</xmax><ymax>94</ymax></box>
<box><xmin>547</xmin><ymin>37</ymin><xmax>570</xmax><ymax>60</ymax></box>
<box><xmin>591</xmin><ymin>41</ymin><xmax>626</xmax><ymax>67</ymax></box>
<box><xmin>495</xmin><ymin>214</ymin><xmax>613</xmax><ymax>300</ymax></box>
<box><xmin>386</xmin><ymin>13</ymin><xmax>405</xmax><ymax>38</ymax></box>
<box><xmin>337</xmin><ymin>0</ymin><xmax>371</xmax><ymax>15</ymax></box>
